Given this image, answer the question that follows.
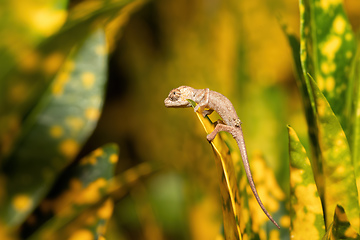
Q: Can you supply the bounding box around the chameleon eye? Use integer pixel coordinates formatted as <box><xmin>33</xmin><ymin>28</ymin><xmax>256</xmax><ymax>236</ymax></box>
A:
<box><xmin>168</xmin><ymin>89</ymin><xmax>180</xmax><ymax>101</ymax></box>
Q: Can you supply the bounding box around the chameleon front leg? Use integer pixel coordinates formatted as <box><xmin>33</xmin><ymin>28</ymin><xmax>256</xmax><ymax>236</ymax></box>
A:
<box><xmin>201</xmin><ymin>109</ymin><xmax>214</xmax><ymax>118</ymax></box>
<box><xmin>194</xmin><ymin>88</ymin><xmax>210</xmax><ymax>113</ymax></box>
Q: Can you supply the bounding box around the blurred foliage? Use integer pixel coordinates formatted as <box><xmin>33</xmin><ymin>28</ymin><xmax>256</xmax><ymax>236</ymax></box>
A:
<box><xmin>0</xmin><ymin>0</ymin><xmax>150</xmax><ymax>239</ymax></box>
<box><xmin>0</xmin><ymin>0</ymin><xmax>359</xmax><ymax>239</ymax></box>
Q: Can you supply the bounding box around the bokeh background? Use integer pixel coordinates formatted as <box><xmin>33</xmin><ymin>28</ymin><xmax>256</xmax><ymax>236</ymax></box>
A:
<box><xmin>86</xmin><ymin>0</ymin><xmax>360</xmax><ymax>238</ymax></box>
<box><xmin>1</xmin><ymin>0</ymin><xmax>360</xmax><ymax>239</ymax></box>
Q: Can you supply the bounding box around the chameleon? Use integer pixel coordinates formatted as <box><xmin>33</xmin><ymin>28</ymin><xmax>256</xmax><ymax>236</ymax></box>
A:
<box><xmin>164</xmin><ymin>86</ymin><xmax>280</xmax><ymax>229</ymax></box>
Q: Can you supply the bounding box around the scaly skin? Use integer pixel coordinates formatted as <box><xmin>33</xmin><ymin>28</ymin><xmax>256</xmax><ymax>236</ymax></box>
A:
<box><xmin>164</xmin><ymin>86</ymin><xmax>280</xmax><ymax>229</ymax></box>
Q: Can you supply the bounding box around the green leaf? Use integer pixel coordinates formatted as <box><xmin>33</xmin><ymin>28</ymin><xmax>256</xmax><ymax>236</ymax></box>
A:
<box><xmin>0</xmin><ymin>0</ymin><xmax>140</xmax><ymax>159</ymax></box>
<box><xmin>279</xmin><ymin>20</ymin><xmax>312</xmax><ymax>106</ymax></box>
<box><xmin>288</xmin><ymin>126</ymin><xmax>325</xmax><ymax>239</ymax></box>
<box><xmin>57</xmin><ymin>198</ymin><xmax>114</xmax><ymax>240</ymax></box>
<box><xmin>347</xmin><ymin>47</ymin><xmax>360</xmax><ymax>191</ymax></box>
<box><xmin>26</xmin><ymin>143</ymin><xmax>118</xmax><ymax>240</ymax></box>
<box><xmin>309</xmin><ymin>78</ymin><xmax>360</xmax><ymax>232</ymax></box>
<box><xmin>23</xmin><ymin>160</ymin><xmax>156</xmax><ymax>239</ymax></box>
<box><xmin>0</xmin><ymin>29</ymin><xmax>108</xmax><ymax>227</ymax></box>
<box><xmin>299</xmin><ymin>0</ymin><xmax>356</xmax><ymax>127</ymax></box>
<box><xmin>280</xmin><ymin>20</ymin><xmax>323</xmax><ymax>195</ymax></box>
<box><xmin>323</xmin><ymin>205</ymin><xmax>360</xmax><ymax>240</ymax></box>
<box><xmin>298</xmin><ymin>0</ymin><xmax>357</xmax><ymax>202</ymax></box>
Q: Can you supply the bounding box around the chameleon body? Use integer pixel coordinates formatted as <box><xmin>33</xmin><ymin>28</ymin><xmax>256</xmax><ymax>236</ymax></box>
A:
<box><xmin>164</xmin><ymin>86</ymin><xmax>280</xmax><ymax>229</ymax></box>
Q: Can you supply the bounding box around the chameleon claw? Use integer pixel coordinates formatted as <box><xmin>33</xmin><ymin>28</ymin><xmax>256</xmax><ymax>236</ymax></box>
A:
<box><xmin>194</xmin><ymin>105</ymin><xmax>199</xmax><ymax>112</ymax></box>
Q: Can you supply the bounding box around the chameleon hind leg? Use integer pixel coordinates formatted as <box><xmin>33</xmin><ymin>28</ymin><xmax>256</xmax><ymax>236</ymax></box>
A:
<box><xmin>206</xmin><ymin>123</ymin><xmax>236</xmax><ymax>142</ymax></box>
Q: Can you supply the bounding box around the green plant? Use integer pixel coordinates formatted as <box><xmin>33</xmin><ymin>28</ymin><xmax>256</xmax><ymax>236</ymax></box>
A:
<box><xmin>283</xmin><ymin>0</ymin><xmax>360</xmax><ymax>238</ymax></box>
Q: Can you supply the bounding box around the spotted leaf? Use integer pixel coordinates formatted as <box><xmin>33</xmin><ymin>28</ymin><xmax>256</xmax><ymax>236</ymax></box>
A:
<box><xmin>59</xmin><ymin>198</ymin><xmax>114</xmax><ymax>240</ymax></box>
<box><xmin>299</xmin><ymin>0</ymin><xmax>356</xmax><ymax>127</ymax></box>
<box><xmin>24</xmin><ymin>161</ymin><xmax>157</xmax><ymax>239</ymax></box>
<box><xmin>0</xmin><ymin>29</ymin><xmax>107</xmax><ymax>227</ymax></box>
<box><xmin>309</xmin><ymin>78</ymin><xmax>360</xmax><ymax>232</ymax></box>
<box><xmin>323</xmin><ymin>205</ymin><xmax>360</xmax><ymax>240</ymax></box>
<box><xmin>298</xmin><ymin>0</ymin><xmax>357</xmax><ymax>202</ymax></box>
<box><xmin>25</xmin><ymin>143</ymin><xmax>118</xmax><ymax>240</ymax></box>
<box><xmin>288</xmin><ymin>126</ymin><xmax>325</xmax><ymax>239</ymax></box>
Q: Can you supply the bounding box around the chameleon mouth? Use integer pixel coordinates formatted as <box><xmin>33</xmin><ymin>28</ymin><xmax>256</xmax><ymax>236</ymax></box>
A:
<box><xmin>164</xmin><ymin>98</ymin><xmax>178</xmax><ymax>107</ymax></box>
<box><xmin>164</xmin><ymin>98</ymin><xmax>189</xmax><ymax>108</ymax></box>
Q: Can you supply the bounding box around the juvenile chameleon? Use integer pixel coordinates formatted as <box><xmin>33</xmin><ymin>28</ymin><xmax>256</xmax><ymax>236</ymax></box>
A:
<box><xmin>164</xmin><ymin>86</ymin><xmax>280</xmax><ymax>229</ymax></box>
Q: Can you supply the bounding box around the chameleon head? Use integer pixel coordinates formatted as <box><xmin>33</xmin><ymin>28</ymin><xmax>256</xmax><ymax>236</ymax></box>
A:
<box><xmin>164</xmin><ymin>86</ymin><xmax>195</xmax><ymax>108</ymax></box>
